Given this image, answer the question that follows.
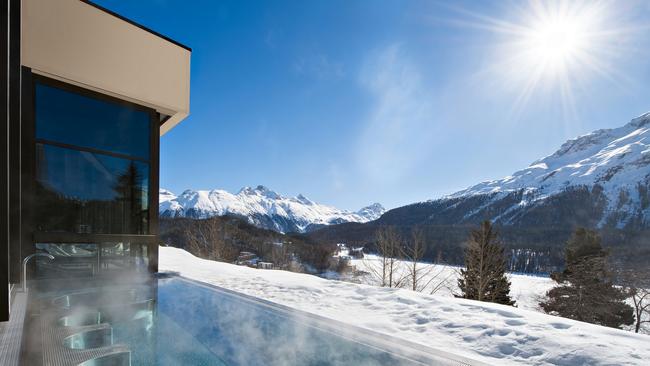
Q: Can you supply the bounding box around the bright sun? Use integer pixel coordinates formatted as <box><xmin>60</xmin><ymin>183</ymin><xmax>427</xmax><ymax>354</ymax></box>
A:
<box><xmin>528</xmin><ymin>18</ymin><xmax>587</xmax><ymax>69</ymax></box>
<box><xmin>520</xmin><ymin>6</ymin><xmax>596</xmax><ymax>78</ymax></box>
<box><xmin>447</xmin><ymin>0</ymin><xmax>641</xmax><ymax>119</ymax></box>
<box><xmin>461</xmin><ymin>0</ymin><xmax>637</xmax><ymax>118</ymax></box>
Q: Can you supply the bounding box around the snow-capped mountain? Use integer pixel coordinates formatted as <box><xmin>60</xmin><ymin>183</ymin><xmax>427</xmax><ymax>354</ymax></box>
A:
<box><xmin>376</xmin><ymin>112</ymin><xmax>650</xmax><ymax>230</ymax></box>
<box><xmin>306</xmin><ymin>113</ymin><xmax>650</xmax><ymax>272</ymax></box>
<box><xmin>442</xmin><ymin>112</ymin><xmax>650</xmax><ymax>228</ymax></box>
<box><xmin>159</xmin><ymin>185</ymin><xmax>385</xmax><ymax>233</ymax></box>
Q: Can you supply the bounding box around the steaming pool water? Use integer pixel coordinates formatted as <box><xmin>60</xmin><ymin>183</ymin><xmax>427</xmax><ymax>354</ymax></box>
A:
<box><xmin>29</xmin><ymin>274</ymin><xmax>477</xmax><ymax>366</ymax></box>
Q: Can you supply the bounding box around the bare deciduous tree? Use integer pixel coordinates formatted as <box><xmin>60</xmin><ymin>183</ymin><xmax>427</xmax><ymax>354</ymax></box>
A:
<box><xmin>402</xmin><ymin>227</ymin><xmax>455</xmax><ymax>294</ymax></box>
<box><xmin>184</xmin><ymin>218</ymin><xmax>237</xmax><ymax>262</ymax></box>
<box><xmin>630</xmin><ymin>287</ymin><xmax>650</xmax><ymax>333</ymax></box>
<box><xmin>270</xmin><ymin>243</ymin><xmax>291</xmax><ymax>269</ymax></box>
<box><xmin>402</xmin><ymin>227</ymin><xmax>443</xmax><ymax>292</ymax></box>
<box><xmin>404</xmin><ymin>228</ymin><xmax>426</xmax><ymax>291</ymax></box>
<box><xmin>619</xmin><ymin>269</ymin><xmax>650</xmax><ymax>333</ymax></box>
<box><xmin>425</xmin><ymin>265</ymin><xmax>455</xmax><ymax>295</ymax></box>
<box><xmin>365</xmin><ymin>226</ymin><xmax>405</xmax><ymax>288</ymax></box>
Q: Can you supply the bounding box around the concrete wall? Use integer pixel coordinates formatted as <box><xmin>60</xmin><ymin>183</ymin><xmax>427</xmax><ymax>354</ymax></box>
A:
<box><xmin>21</xmin><ymin>0</ymin><xmax>190</xmax><ymax>135</ymax></box>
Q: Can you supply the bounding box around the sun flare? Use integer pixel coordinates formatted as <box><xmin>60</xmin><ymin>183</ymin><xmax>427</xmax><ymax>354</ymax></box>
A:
<box><xmin>519</xmin><ymin>4</ymin><xmax>598</xmax><ymax>79</ymax></box>
<box><xmin>455</xmin><ymin>0</ymin><xmax>641</xmax><ymax>119</ymax></box>
<box><xmin>527</xmin><ymin>17</ymin><xmax>588</xmax><ymax>71</ymax></box>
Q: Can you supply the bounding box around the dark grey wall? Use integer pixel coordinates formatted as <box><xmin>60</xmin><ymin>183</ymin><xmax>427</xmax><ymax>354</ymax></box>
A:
<box><xmin>8</xmin><ymin>0</ymin><xmax>20</xmax><ymax>286</ymax></box>
<box><xmin>1</xmin><ymin>0</ymin><xmax>10</xmax><ymax>322</ymax></box>
<box><xmin>1</xmin><ymin>0</ymin><xmax>20</xmax><ymax>322</ymax></box>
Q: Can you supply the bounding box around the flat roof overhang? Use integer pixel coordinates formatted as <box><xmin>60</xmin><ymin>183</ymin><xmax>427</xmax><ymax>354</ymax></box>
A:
<box><xmin>21</xmin><ymin>0</ymin><xmax>191</xmax><ymax>135</ymax></box>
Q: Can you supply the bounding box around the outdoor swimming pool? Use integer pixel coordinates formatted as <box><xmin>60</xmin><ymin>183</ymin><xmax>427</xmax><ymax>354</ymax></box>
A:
<box><xmin>30</xmin><ymin>275</ymin><xmax>478</xmax><ymax>365</ymax></box>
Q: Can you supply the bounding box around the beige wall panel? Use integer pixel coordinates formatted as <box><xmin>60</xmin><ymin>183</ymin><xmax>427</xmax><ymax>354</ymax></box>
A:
<box><xmin>22</xmin><ymin>0</ymin><xmax>190</xmax><ymax>134</ymax></box>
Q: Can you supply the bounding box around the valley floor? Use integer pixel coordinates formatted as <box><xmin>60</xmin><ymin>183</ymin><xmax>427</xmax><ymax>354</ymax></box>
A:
<box><xmin>160</xmin><ymin>246</ymin><xmax>649</xmax><ymax>365</ymax></box>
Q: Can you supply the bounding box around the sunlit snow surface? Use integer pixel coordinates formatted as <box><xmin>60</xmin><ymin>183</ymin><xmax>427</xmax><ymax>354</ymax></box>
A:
<box><xmin>348</xmin><ymin>254</ymin><xmax>554</xmax><ymax>313</ymax></box>
<box><xmin>161</xmin><ymin>247</ymin><xmax>649</xmax><ymax>366</ymax></box>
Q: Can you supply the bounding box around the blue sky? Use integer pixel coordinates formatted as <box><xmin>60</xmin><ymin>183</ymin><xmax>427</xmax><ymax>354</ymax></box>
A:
<box><xmin>96</xmin><ymin>0</ymin><xmax>650</xmax><ymax>210</ymax></box>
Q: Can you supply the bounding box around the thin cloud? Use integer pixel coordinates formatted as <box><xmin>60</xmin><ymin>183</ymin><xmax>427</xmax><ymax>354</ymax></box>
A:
<box><xmin>328</xmin><ymin>162</ymin><xmax>345</xmax><ymax>191</ymax></box>
<box><xmin>293</xmin><ymin>53</ymin><xmax>344</xmax><ymax>80</ymax></box>
<box><xmin>356</xmin><ymin>44</ymin><xmax>440</xmax><ymax>183</ymax></box>
<box><xmin>264</xmin><ymin>29</ymin><xmax>280</xmax><ymax>49</ymax></box>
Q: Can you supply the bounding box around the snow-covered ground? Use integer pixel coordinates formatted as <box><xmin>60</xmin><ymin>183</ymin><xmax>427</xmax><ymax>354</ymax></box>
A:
<box><xmin>345</xmin><ymin>255</ymin><xmax>554</xmax><ymax>312</ymax></box>
<box><xmin>346</xmin><ymin>254</ymin><xmax>648</xmax><ymax>334</ymax></box>
<box><xmin>160</xmin><ymin>247</ymin><xmax>650</xmax><ymax>366</ymax></box>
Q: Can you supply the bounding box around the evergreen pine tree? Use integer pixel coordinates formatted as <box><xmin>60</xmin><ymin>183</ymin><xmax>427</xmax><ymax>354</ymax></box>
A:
<box><xmin>458</xmin><ymin>221</ymin><xmax>515</xmax><ymax>306</ymax></box>
<box><xmin>540</xmin><ymin>228</ymin><xmax>634</xmax><ymax>328</ymax></box>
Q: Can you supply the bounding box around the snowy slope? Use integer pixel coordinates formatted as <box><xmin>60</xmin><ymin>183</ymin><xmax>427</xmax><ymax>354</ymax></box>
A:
<box><xmin>348</xmin><ymin>254</ymin><xmax>554</xmax><ymax>313</ymax></box>
<box><xmin>160</xmin><ymin>247</ymin><xmax>650</xmax><ymax>366</ymax></box>
<box><xmin>159</xmin><ymin>185</ymin><xmax>385</xmax><ymax>233</ymax></box>
<box><xmin>308</xmin><ymin>114</ymin><xmax>650</xmax><ymax>273</ymax></box>
<box><xmin>159</xmin><ymin>188</ymin><xmax>177</xmax><ymax>205</ymax></box>
<box><xmin>348</xmin><ymin>254</ymin><xmax>648</xmax><ymax>334</ymax></box>
<box><xmin>440</xmin><ymin>113</ymin><xmax>650</xmax><ymax>228</ymax></box>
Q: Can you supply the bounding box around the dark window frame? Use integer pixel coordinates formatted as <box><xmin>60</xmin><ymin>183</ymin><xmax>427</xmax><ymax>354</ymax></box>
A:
<box><xmin>21</xmin><ymin>69</ymin><xmax>160</xmax><ymax>274</ymax></box>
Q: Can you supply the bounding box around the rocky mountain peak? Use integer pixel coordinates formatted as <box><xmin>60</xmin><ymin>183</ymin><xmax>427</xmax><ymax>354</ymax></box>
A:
<box><xmin>160</xmin><ymin>186</ymin><xmax>383</xmax><ymax>233</ymax></box>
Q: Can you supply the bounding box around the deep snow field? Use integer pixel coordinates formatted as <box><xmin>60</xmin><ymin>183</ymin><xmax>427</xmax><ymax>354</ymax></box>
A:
<box><xmin>160</xmin><ymin>247</ymin><xmax>650</xmax><ymax>366</ymax></box>
<box><xmin>342</xmin><ymin>254</ymin><xmax>554</xmax><ymax>313</ymax></box>
<box><xmin>346</xmin><ymin>254</ymin><xmax>648</xmax><ymax>335</ymax></box>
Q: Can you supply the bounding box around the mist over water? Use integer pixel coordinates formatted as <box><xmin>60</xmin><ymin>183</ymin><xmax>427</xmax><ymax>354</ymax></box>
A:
<box><xmin>155</xmin><ymin>277</ymin><xmax>429</xmax><ymax>365</ymax></box>
<box><xmin>28</xmin><ymin>272</ymin><xmax>441</xmax><ymax>365</ymax></box>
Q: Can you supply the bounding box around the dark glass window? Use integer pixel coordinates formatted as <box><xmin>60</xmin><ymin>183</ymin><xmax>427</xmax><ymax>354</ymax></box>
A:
<box><xmin>34</xmin><ymin>143</ymin><xmax>149</xmax><ymax>234</ymax></box>
<box><xmin>34</xmin><ymin>243</ymin><xmax>149</xmax><ymax>279</ymax></box>
<box><xmin>31</xmin><ymin>79</ymin><xmax>153</xmax><ymax>237</ymax></box>
<box><xmin>35</xmin><ymin>83</ymin><xmax>151</xmax><ymax>159</ymax></box>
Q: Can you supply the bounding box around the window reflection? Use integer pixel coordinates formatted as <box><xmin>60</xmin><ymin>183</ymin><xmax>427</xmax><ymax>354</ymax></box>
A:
<box><xmin>35</xmin><ymin>243</ymin><xmax>98</xmax><ymax>278</ymax></box>
<box><xmin>35</xmin><ymin>243</ymin><xmax>149</xmax><ymax>279</ymax></box>
<box><xmin>35</xmin><ymin>83</ymin><xmax>151</xmax><ymax>159</ymax></box>
<box><xmin>35</xmin><ymin>144</ymin><xmax>149</xmax><ymax>234</ymax></box>
<box><xmin>30</xmin><ymin>79</ymin><xmax>154</xmax><ymax>279</ymax></box>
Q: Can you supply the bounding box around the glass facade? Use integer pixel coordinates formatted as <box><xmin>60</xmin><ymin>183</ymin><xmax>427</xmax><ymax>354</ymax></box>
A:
<box><xmin>34</xmin><ymin>243</ymin><xmax>149</xmax><ymax>279</ymax></box>
<box><xmin>1</xmin><ymin>1</ymin><xmax>187</xmax><ymax>358</ymax></box>
<box><xmin>35</xmin><ymin>83</ymin><xmax>151</xmax><ymax>159</ymax></box>
<box><xmin>34</xmin><ymin>143</ymin><xmax>149</xmax><ymax>234</ymax></box>
<box><xmin>29</xmin><ymin>78</ymin><xmax>157</xmax><ymax>279</ymax></box>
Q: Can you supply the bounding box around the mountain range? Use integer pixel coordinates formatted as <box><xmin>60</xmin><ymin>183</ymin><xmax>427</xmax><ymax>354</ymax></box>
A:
<box><xmin>381</xmin><ymin>111</ymin><xmax>650</xmax><ymax>230</ymax></box>
<box><xmin>306</xmin><ymin>112</ymin><xmax>650</xmax><ymax>271</ymax></box>
<box><xmin>159</xmin><ymin>185</ymin><xmax>385</xmax><ymax>233</ymax></box>
<box><xmin>160</xmin><ymin>113</ymin><xmax>650</xmax><ymax>270</ymax></box>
